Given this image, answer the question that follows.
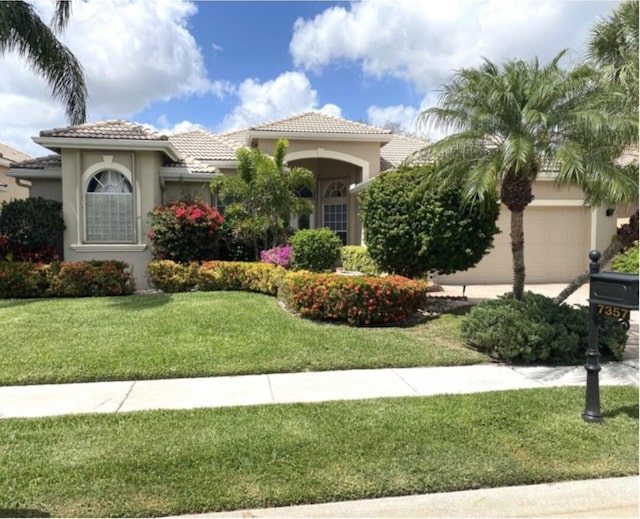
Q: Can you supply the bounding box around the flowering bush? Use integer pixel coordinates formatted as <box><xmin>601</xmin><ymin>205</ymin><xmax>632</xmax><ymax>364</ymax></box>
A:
<box><xmin>0</xmin><ymin>260</ymin><xmax>134</xmax><ymax>298</ymax></box>
<box><xmin>279</xmin><ymin>272</ymin><xmax>428</xmax><ymax>326</ymax></box>
<box><xmin>146</xmin><ymin>260</ymin><xmax>198</xmax><ymax>293</ymax></box>
<box><xmin>0</xmin><ymin>234</ymin><xmax>60</xmax><ymax>263</ymax></box>
<box><xmin>260</xmin><ymin>245</ymin><xmax>292</xmax><ymax>268</ymax></box>
<box><xmin>0</xmin><ymin>261</ymin><xmax>49</xmax><ymax>298</ymax></box>
<box><xmin>199</xmin><ymin>261</ymin><xmax>285</xmax><ymax>295</ymax></box>
<box><xmin>147</xmin><ymin>200</ymin><xmax>224</xmax><ymax>263</ymax></box>
<box><xmin>147</xmin><ymin>260</ymin><xmax>285</xmax><ymax>295</ymax></box>
<box><xmin>48</xmin><ymin>260</ymin><xmax>135</xmax><ymax>297</ymax></box>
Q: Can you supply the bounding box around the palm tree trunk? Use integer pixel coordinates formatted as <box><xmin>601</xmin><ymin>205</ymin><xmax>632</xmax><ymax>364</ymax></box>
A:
<box><xmin>553</xmin><ymin>236</ymin><xmax>624</xmax><ymax>304</ymax></box>
<box><xmin>510</xmin><ymin>209</ymin><xmax>526</xmax><ymax>300</ymax></box>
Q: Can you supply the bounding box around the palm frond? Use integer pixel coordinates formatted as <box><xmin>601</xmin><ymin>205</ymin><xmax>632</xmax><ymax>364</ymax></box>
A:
<box><xmin>0</xmin><ymin>0</ymin><xmax>86</xmax><ymax>124</ymax></box>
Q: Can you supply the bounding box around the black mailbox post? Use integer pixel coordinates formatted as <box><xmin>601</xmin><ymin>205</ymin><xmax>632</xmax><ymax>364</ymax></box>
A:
<box><xmin>583</xmin><ymin>250</ymin><xmax>639</xmax><ymax>423</ymax></box>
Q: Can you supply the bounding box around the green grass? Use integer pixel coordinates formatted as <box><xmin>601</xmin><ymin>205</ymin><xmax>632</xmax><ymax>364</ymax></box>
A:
<box><xmin>0</xmin><ymin>291</ymin><xmax>485</xmax><ymax>385</ymax></box>
<box><xmin>0</xmin><ymin>386</ymin><xmax>636</xmax><ymax>518</ymax></box>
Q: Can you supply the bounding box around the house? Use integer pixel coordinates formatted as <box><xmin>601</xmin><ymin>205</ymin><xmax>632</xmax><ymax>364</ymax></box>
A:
<box><xmin>6</xmin><ymin>111</ymin><xmax>623</xmax><ymax>289</ymax></box>
<box><xmin>0</xmin><ymin>142</ymin><xmax>31</xmax><ymax>203</ymax></box>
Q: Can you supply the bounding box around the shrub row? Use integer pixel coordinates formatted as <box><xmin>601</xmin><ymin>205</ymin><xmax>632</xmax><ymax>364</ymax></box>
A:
<box><xmin>148</xmin><ymin>260</ymin><xmax>427</xmax><ymax>326</ymax></box>
<box><xmin>461</xmin><ymin>292</ymin><xmax>627</xmax><ymax>364</ymax></box>
<box><xmin>279</xmin><ymin>272</ymin><xmax>428</xmax><ymax>326</ymax></box>
<box><xmin>147</xmin><ymin>260</ymin><xmax>285</xmax><ymax>295</ymax></box>
<box><xmin>0</xmin><ymin>260</ymin><xmax>135</xmax><ymax>298</ymax></box>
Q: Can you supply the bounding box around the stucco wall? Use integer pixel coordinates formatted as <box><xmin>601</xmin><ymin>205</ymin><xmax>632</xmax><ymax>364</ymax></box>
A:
<box><xmin>256</xmin><ymin>137</ymin><xmax>382</xmax><ymax>181</ymax></box>
<box><xmin>163</xmin><ymin>181</ymin><xmax>214</xmax><ymax>205</ymax></box>
<box><xmin>61</xmin><ymin>149</ymin><xmax>164</xmax><ymax>289</ymax></box>
<box><xmin>29</xmin><ymin>178</ymin><xmax>62</xmax><ymax>201</ymax></box>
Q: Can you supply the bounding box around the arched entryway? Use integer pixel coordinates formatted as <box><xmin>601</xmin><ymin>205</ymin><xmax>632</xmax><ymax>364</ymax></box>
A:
<box><xmin>285</xmin><ymin>150</ymin><xmax>366</xmax><ymax>245</ymax></box>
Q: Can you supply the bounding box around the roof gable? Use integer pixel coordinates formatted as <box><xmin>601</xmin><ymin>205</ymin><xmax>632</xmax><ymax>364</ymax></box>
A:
<box><xmin>249</xmin><ymin>111</ymin><xmax>392</xmax><ymax>136</ymax></box>
<box><xmin>39</xmin><ymin>120</ymin><xmax>168</xmax><ymax>141</ymax></box>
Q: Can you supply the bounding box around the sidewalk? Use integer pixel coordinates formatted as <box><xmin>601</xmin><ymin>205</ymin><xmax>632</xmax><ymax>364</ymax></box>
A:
<box><xmin>1</xmin><ymin>283</ymin><xmax>637</xmax><ymax>517</ymax></box>
<box><xmin>0</xmin><ymin>361</ymin><xmax>637</xmax><ymax>419</ymax></box>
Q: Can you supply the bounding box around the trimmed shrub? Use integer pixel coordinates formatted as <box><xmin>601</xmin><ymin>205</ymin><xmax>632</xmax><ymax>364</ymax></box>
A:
<box><xmin>0</xmin><ymin>197</ymin><xmax>64</xmax><ymax>260</ymax></box>
<box><xmin>0</xmin><ymin>262</ymin><xmax>49</xmax><ymax>298</ymax></box>
<box><xmin>199</xmin><ymin>261</ymin><xmax>285</xmax><ymax>295</ymax></box>
<box><xmin>260</xmin><ymin>245</ymin><xmax>292</xmax><ymax>268</ymax></box>
<box><xmin>147</xmin><ymin>260</ymin><xmax>285</xmax><ymax>296</ymax></box>
<box><xmin>147</xmin><ymin>260</ymin><xmax>198</xmax><ymax>293</ymax></box>
<box><xmin>0</xmin><ymin>260</ymin><xmax>134</xmax><ymax>298</ymax></box>
<box><xmin>290</xmin><ymin>228</ymin><xmax>342</xmax><ymax>272</ymax></box>
<box><xmin>48</xmin><ymin>261</ymin><xmax>135</xmax><ymax>297</ymax></box>
<box><xmin>147</xmin><ymin>200</ymin><xmax>224</xmax><ymax>263</ymax></box>
<box><xmin>279</xmin><ymin>272</ymin><xmax>428</xmax><ymax>326</ymax></box>
<box><xmin>341</xmin><ymin>246</ymin><xmax>380</xmax><ymax>276</ymax></box>
<box><xmin>612</xmin><ymin>241</ymin><xmax>639</xmax><ymax>274</ymax></box>
<box><xmin>461</xmin><ymin>292</ymin><xmax>628</xmax><ymax>364</ymax></box>
<box><xmin>617</xmin><ymin>210</ymin><xmax>639</xmax><ymax>249</ymax></box>
<box><xmin>359</xmin><ymin>167</ymin><xmax>500</xmax><ymax>278</ymax></box>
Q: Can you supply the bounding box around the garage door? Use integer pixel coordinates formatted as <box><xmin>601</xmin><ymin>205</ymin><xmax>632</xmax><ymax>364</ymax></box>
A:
<box><xmin>437</xmin><ymin>206</ymin><xmax>590</xmax><ymax>284</ymax></box>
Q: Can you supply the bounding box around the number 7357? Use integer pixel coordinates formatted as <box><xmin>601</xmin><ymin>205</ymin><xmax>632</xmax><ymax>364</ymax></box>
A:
<box><xmin>597</xmin><ymin>304</ymin><xmax>630</xmax><ymax>320</ymax></box>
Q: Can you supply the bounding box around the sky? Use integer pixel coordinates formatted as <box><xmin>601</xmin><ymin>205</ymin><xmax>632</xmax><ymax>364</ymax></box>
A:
<box><xmin>0</xmin><ymin>0</ymin><xmax>622</xmax><ymax>158</ymax></box>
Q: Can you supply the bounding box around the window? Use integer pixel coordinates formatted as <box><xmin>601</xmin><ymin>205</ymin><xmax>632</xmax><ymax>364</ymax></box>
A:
<box><xmin>85</xmin><ymin>169</ymin><xmax>134</xmax><ymax>242</ymax></box>
<box><xmin>323</xmin><ymin>181</ymin><xmax>346</xmax><ymax>198</ymax></box>
<box><xmin>323</xmin><ymin>203</ymin><xmax>347</xmax><ymax>244</ymax></box>
<box><xmin>322</xmin><ymin>181</ymin><xmax>348</xmax><ymax>245</ymax></box>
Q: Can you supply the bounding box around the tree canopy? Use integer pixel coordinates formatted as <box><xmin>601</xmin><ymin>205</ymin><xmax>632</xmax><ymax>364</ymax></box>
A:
<box><xmin>417</xmin><ymin>50</ymin><xmax>637</xmax><ymax>299</ymax></box>
<box><xmin>0</xmin><ymin>0</ymin><xmax>87</xmax><ymax>124</ymax></box>
<box><xmin>210</xmin><ymin>139</ymin><xmax>314</xmax><ymax>258</ymax></box>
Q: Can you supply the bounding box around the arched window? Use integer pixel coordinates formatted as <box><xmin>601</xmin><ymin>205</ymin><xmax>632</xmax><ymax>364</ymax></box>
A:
<box><xmin>85</xmin><ymin>169</ymin><xmax>134</xmax><ymax>242</ymax></box>
<box><xmin>323</xmin><ymin>181</ymin><xmax>347</xmax><ymax>198</ymax></box>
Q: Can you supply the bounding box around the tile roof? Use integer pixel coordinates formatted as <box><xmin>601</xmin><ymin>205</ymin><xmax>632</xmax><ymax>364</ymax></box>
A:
<box><xmin>0</xmin><ymin>142</ymin><xmax>31</xmax><ymax>163</ymax></box>
<box><xmin>380</xmin><ymin>134</ymin><xmax>429</xmax><ymax>171</ymax></box>
<box><xmin>169</xmin><ymin>130</ymin><xmax>239</xmax><ymax>161</ymax></box>
<box><xmin>10</xmin><ymin>154</ymin><xmax>61</xmax><ymax>169</ymax></box>
<box><xmin>219</xmin><ymin>128</ymin><xmax>250</xmax><ymax>147</ymax></box>
<box><xmin>249</xmin><ymin>111</ymin><xmax>392</xmax><ymax>135</ymax></box>
<box><xmin>39</xmin><ymin>120</ymin><xmax>168</xmax><ymax>140</ymax></box>
<box><xmin>163</xmin><ymin>155</ymin><xmax>220</xmax><ymax>174</ymax></box>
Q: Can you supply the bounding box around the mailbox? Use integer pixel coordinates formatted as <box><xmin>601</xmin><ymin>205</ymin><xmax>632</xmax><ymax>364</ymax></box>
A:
<box><xmin>589</xmin><ymin>271</ymin><xmax>639</xmax><ymax>311</ymax></box>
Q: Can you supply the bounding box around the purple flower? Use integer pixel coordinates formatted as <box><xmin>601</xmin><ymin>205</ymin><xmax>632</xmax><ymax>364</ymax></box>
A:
<box><xmin>260</xmin><ymin>245</ymin><xmax>292</xmax><ymax>268</ymax></box>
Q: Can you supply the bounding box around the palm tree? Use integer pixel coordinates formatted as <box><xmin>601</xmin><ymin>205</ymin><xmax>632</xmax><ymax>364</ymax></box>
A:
<box><xmin>587</xmin><ymin>0</ymin><xmax>638</xmax><ymax>109</ymax></box>
<box><xmin>417</xmin><ymin>51</ymin><xmax>637</xmax><ymax>300</ymax></box>
<box><xmin>0</xmin><ymin>0</ymin><xmax>87</xmax><ymax>124</ymax></box>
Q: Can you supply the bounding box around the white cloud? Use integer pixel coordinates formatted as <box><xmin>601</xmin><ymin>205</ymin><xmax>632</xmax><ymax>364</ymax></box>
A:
<box><xmin>318</xmin><ymin>104</ymin><xmax>342</xmax><ymax>117</ymax></box>
<box><xmin>219</xmin><ymin>71</ymin><xmax>322</xmax><ymax>131</ymax></box>
<box><xmin>367</xmin><ymin>105</ymin><xmax>420</xmax><ymax>134</ymax></box>
<box><xmin>143</xmin><ymin>116</ymin><xmax>205</xmax><ymax>136</ymax></box>
<box><xmin>290</xmin><ymin>0</ymin><xmax>616</xmax><ymax>94</ymax></box>
<box><xmin>0</xmin><ymin>0</ymin><xmax>222</xmax><ymax>155</ymax></box>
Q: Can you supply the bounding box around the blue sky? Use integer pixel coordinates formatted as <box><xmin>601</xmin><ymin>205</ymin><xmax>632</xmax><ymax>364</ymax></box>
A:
<box><xmin>0</xmin><ymin>0</ymin><xmax>621</xmax><ymax>157</ymax></box>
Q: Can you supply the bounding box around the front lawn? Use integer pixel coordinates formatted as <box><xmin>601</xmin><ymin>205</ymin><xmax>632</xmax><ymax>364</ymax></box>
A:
<box><xmin>0</xmin><ymin>291</ymin><xmax>485</xmax><ymax>386</ymax></box>
<box><xmin>0</xmin><ymin>386</ymin><xmax>636</xmax><ymax>518</ymax></box>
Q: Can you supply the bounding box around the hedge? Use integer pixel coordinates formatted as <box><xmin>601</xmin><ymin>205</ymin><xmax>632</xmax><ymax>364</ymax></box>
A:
<box><xmin>148</xmin><ymin>260</ymin><xmax>427</xmax><ymax>326</ymax></box>
<box><xmin>0</xmin><ymin>260</ymin><xmax>135</xmax><ymax>298</ymax></box>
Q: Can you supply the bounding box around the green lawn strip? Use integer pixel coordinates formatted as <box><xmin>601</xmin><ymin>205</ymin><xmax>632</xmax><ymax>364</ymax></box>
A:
<box><xmin>0</xmin><ymin>292</ymin><xmax>484</xmax><ymax>386</ymax></box>
<box><xmin>0</xmin><ymin>386</ymin><xmax>637</xmax><ymax>518</ymax></box>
